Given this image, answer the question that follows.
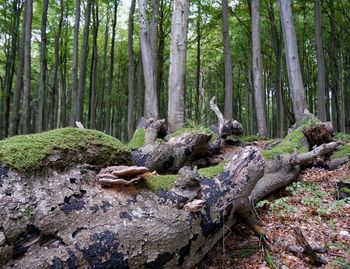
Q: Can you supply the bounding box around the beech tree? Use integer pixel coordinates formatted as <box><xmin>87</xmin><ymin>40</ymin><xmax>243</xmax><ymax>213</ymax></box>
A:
<box><xmin>251</xmin><ymin>0</ymin><xmax>267</xmax><ymax>136</ymax></box>
<box><xmin>279</xmin><ymin>0</ymin><xmax>307</xmax><ymax>121</ymax></box>
<box><xmin>168</xmin><ymin>0</ymin><xmax>190</xmax><ymax>132</ymax></box>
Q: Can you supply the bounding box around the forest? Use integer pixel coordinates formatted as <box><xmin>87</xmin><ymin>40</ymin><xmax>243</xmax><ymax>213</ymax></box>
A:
<box><xmin>0</xmin><ymin>0</ymin><xmax>350</xmax><ymax>268</ymax></box>
<box><xmin>0</xmin><ymin>0</ymin><xmax>349</xmax><ymax>140</ymax></box>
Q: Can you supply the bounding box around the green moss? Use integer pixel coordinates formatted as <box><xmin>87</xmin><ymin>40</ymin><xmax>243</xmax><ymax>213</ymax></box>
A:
<box><xmin>331</xmin><ymin>144</ymin><xmax>350</xmax><ymax>160</ymax></box>
<box><xmin>143</xmin><ymin>174</ymin><xmax>178</xmax><ymax>192</ymax></box>
<box><xmin>261</xmin><ymin>130</ymin><xmax>308</xmax><ymax>160</ymax></box>
<box><xmin>198</xmin><ymin>162</ymin><xmax>226</xmax><ymax>178</ymax></box>
<box><xmin>170</xmin><ymin>127</ymin><xmax>213</xmax><ymax>138</ymax></box>
<box><xmin>128</xmin><ymin>128</ymin><xmax>145</xmax><ymax>149</ymax></box>
<box><xmin>0</xmin><ymin>128</ymin><xmax>131</xmax><ymax>172</ymax></box>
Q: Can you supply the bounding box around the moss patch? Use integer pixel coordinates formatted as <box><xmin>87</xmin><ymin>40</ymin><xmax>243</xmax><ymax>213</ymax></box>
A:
<box><xmin>261</xmin><ymin>130</ymin><xmax>308</xmax><ymax>160</ymax></box>
<box><xmin>143</xmin><ymin>174</ymin><xmax>178</xmax><ymax>192</ymax></box>
<box><xmin>170</xmin><ymin>127</ymin><xmax>213</xmax><ymax>138</ymax></box>
<box><xmin>331</xmin><ymin>144</ymin><xmax>350</xmax><ymax>160</ymax></box>
<box><xmin>240</xmin><ymin>135</ymin><xmax>269</xmax><ymax>143</ymax></box>
<box><xmin>0</xmin><ymin>128</ymin><xmax>131</xmax><ymax>172</ymax></box>
<box><xmin>198</xmin><ymin>162</ymin><xmax>226</xmax><ymax>179</ymax></box>
<box><xmin>128</xmin><ymin>128</ymin><xmax>145</xmax><ymax>149</ymax></box>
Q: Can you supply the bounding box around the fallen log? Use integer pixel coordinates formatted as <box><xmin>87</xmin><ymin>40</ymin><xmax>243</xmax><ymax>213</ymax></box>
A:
<box><xmin>0</xmin><ymin>113</ymin><xmax>343</xmax><ymax>269</ymax></box>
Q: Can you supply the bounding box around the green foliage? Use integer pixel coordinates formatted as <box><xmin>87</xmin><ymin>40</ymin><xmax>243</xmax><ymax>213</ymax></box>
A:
<box><xmin>198</xmin><ymin>162</ymin><xmax>225</xmax><ymax>179</ymax></box>
<box><xmin>331</xmin><ymin>144</ymin><xmax>350</xmax><ymax>160</ymax></box>
<box><xmin>228</xmin><ymin>245</ymin><xmax>259</xmax><ymax>259</ymax></box>
<box><xmin>261</xmin><ymin>130</ymin><xmax>308</xmax><ymax>160</ymax></box>
<box><xmin>0</xmin><ymin>128</ymin><xmax>130</xmax><ymax>172</ymax></box>
<box><xmin>143</xmin><ymin>174</ymin><xmax>178</xmax><ymax>192</ymax></box>
<box><xmin>334</xmin><ymin>133</ymin><xmax>350</xmax><ymax>143</ymax></box>
<box><xmin>128</xmin><ymin>128</ymin><xmax>145</xmax><ymax>149</ymax></box>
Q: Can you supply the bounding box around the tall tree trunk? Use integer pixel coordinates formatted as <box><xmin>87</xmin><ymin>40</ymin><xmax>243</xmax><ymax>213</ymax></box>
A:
<box><xmin>88</xmin><ymin>0</ymin><xmax>99</xmax><ymax>130</ymax></box>
<box><xmin>37</xmin><ymin>0</ymin><xmax>49</xmax><ymax>132</ymax></box>
<box><xmin>22</xmin><ymin>0</ymin><xmax>33</xmax><ymax>134</ymax></box>
<box><xmin>251</xmin><ymin>0</ymin><xmax>267</xmax><ymax>136</ymax></box>
<box><xmin>77</xmin><ymin>0</ymin><xmax>92</xmax><ymax>123</ymax></box>
<box><xmin>104</xmin><ymin>0</ymin><xmax>118</xmax><ymax>134</ymax></box>
<box><xmin>267</xmin><ymin>1</ymin><xmax>284</xmax><ymax>137</ymax></box>
<box><xmin>137</xmin><ymin>54</ymin><xmax>144</xmax><ymax>119</ymax></box>
<box><xmin>138</xmin><ymin>0</ymin><xmax>159</xmax><ymax>119</ymax></box>
<box><xmin>195</xmin><ymin>0</ymin><xmax>201</xmax><ymax>124</ymax></box>
<box><xmin>279</xmin><ymin>0</ymin><xmax>307</xmax><ymax>121</ymax></box>
<box><xmin>314</xmin><ymin>0</ymin><xmax>326</xmax><ymax>122</ymax></box>
<box><xmin>167</xmin><ymin>0</ymin><xmax>190</xmax><ymax>132</ymax></box>
<box><xmin>70</xmin><ymin>0</ymin><xmax>81</xmax><ymax>126</ymax></box>
<box><xmin>127</xmin><ymin>0</ymin><xmax>136</xmax><ymax>139</ymax></box>
<box><xmin>55</xmin><ymin>0</ymin><xmax>64</xmax><ymax>128</ymax></box>
<box><xmin>3</xmin><ymin>0</ymin><xmax>21</xmax><ymax>138</ymax></box>
<box><xmin>222</xmin><ymin>0</ymin><xmax>233</xmax><ymax>120</ymax></box>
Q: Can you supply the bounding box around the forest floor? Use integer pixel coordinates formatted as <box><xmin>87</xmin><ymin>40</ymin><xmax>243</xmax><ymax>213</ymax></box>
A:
<box><xmin>196</xmin><ymin>142</ymin><xmax>350</xmax><ymax>269</ymax></box>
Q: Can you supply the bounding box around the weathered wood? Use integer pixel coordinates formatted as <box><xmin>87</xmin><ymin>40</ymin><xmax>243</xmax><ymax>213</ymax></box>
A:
<box><xmin>209</xmin><ymin>96</ymin><xmax>243</xmax><ymax>138</ymax></box>
<box><xmin>132</xmin><ymin>131</ymin><xmax>212</xmax><ymax>173</ymax></box>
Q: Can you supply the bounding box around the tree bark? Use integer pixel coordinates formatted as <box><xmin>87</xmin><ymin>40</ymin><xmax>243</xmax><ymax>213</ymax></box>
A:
<box><xmin>22</xmin><ymin>0</ymin><xmax>33</xmax><ymax>134</ymax></box>
<box><xmin>251</xmin><ymin>0</ymin><xmax>267</xmax><ymax>136</ymax></box>
<box><xmin>104</xmin><ymin>0</ymin><xmax>118</xmax><ymax>134</ymax></box>
<box><xmin>222</xmin><ymin>0</ymin><xmax>233</xmax><ymax>120</ymax></box>
<box><xmin>167</xmin><ymin>0</ymin><xmax>190</xmax><ymax>132</ymax></box>
<box><xmin>77</xmin><ymin>0</ymin><xmax>92</xmax><ymax>123</ymax></box>
<box><xmin>279</xmin><ymin>0</ymin><xmax>307</xmax><ymax>121</ymax></box>
<box><xmin>70</xmin><ymin>0</ymin><xmax>81</xmax><ymax>126</ymax></box>
<box><xmin>314</xmin><ymin>0</ymin><xmax>326</xmax><ymax>122</ymax></box>
<box><xmin>88</xmin><ymin>0</ymin><xmax>99</xmax><ymax>129</ymax></box>
<box><xmin>138</xmin><ymin>0</ymin><xmax>159</xmax><ymax>119</ymax></box>
<box><xmin>127</xmin><ymin>0</ymin><xmax>137</xmax><ymax>140</ymax></box>
<box><xmin>37</xmin><ymin>0</ymin><xmax>49</xmax><ymax>132</ymax></box>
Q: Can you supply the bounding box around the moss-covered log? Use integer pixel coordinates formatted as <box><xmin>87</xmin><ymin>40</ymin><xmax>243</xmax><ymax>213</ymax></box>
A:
<box><xmin>0</xmin><ymin>114</ymin><xmax>344</xmax><ymax>269</ymax></box>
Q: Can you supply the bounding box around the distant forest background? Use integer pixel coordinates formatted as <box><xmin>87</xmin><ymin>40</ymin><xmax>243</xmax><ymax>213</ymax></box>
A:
<box><xmin>0</xmin><ymin>0</ymin><xmax>349</xmax><ymax>142</ymax></box>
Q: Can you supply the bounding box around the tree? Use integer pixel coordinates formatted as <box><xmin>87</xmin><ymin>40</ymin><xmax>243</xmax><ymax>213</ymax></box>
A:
<box><xmin>251</xmin><ymin>0</ymin><xmax>267</xmax><ymax>136</ymax></box>
<box><xmin>104</xmin><ymin>0</ymin><xmax>118</xmax><ymax>134</ymax></box>
<box><xmin>77</xmin><ymin>0</ymin><xmax>92</xmax><ymax>123</ymax></box>
<box><xmin>22</xmin><ymin>0</ymin><xmax>33</xmax><ymax>134</ymax></box>
<box><xmin>279</xmin><ymin>0</ymin><xmax>306</xmax><ymax>121</ymax></box>
<box><xmin>314</xmin><ymin>0</ymin><xmax>326</xmax><ymax>122</ymax></box>
<box><xmin>127</xmin><ymin>0</ymin><xmax>136</xmax><ymax>139</ymax></box>
<box><xmin>37</xmin><ymin>0</ymin><xmax>49</xmax><ymax>132</ymax></box>
<box><xmin>168</xmin><ymin>0</ymin><xmax>190</xmax><ymax>132</ymax></box>
<box><xmin>222</xmin><ymin>0</ymin><xmax>233</xmax><ymax>119</ymax></box>
<box><xmin>138</xmin><ymin>0</ymin><xmax>159</xmax><ymax>119</ymax></box>
<box><xmin>70</xmin><ymin>0</ymin><xmax>81</xmax><ymax>126</ymax></box>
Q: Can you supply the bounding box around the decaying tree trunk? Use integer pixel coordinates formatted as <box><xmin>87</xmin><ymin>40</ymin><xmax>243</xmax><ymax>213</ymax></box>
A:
<box><xmin>209</xmin><ymin>96</ymin><xmax>243</xmax><ymax>138</ymax></box>
<box><xmin>0</xmin><ymin>113</ymin><xmax>345</xmax><ymax>268</ymax></box>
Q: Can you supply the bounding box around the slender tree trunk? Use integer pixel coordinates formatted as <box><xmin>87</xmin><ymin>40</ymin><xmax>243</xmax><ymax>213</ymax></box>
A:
<box><xmin>22</xmin><ymin>0</ymin><xmax>33</xmax><ymax>134</ymax></box>
<box><xmin>279</xmin><ymin>0</ymin><xmax>306</xmax><ymax>121</ymax></box>
<box><xmin>77</xmin><ymin>0</ymin><xmax>92</xmax><ymax>123</ymax></box>
<box><xmin>70</xmin><ymin>0</ymin><xmax>80</xmax><ymax>126</ymax></box>
<box><xmin>3</xmin><ymin>0</ymin><xmax>21</xmax><ymax>138</ymax></box>
<box><xmin>127</xmin><ymin>0</ymin><xmax>136</xmax><ymax>139</ymax></box>
<box><xmin>251</xmin><ymin>0</ymin><xmax>267</xmax><ymax>136</ymax></box>
<box><xmin>314</xmin><ymin>0</ymin><xmax>326</xmax><ymax>122</ymax></box>
<box><xmin>167</xmin><ymin>0</ymin><xmax>190</xmax><ymax>132</ymax></box>
<box><xmin>268</xmin><ymin>1</ymin><xmax>284</xmax><ymax>137</ymax></box>
<box><xmin>104</xmin><ymin>0</ymin><xmax>118</xmax><ymax>134</ymax></box>
<box><xmin>194</xmin><ymin>0</ymin><xmax>201</xmax><ymax>125</ymax></box>
<box><xmin>88</xmin><ymin>0</ymin><xmax>99</xmax><ymax>130</ymax></box>
<box><xmin>37</xmin><ymin>0</ymin><xmax>49</xmax><ymax>132</ymax></box>
<box><xmin>138</xmin><ymin>0</ymin><xmax>159</xmax><ymax>119</ymax></box>
<box><xmin>137</xmin><ymin>54</ymin><xmax>144</xmax><ymax>119</ymax></box>
<box><xmin>54</xmin><ymin>0</ymin><xmax>64</xmax><ymax>128</ymax></box>
<box><xmin>222</xmin><ymin>0</ymin><xmax>233</xmax><ymax>120</ymax></box>
<box><xmin>98</xmin><ymin>7</ymin><xmax>110</xmax><ymax>130</ymax></box>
